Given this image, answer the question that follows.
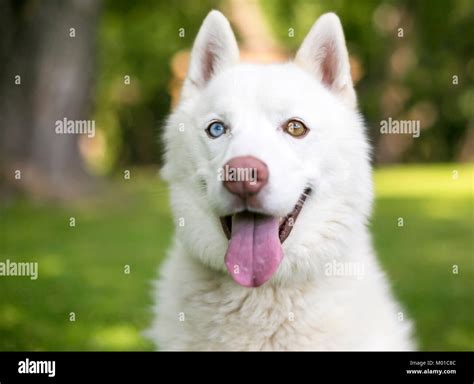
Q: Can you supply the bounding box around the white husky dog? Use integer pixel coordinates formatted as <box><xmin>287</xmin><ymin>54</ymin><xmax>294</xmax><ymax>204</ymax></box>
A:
<box><xmin>150</xmin><ymin>11</ymin><xmax>414</xmax><ymax>350</ymax></box>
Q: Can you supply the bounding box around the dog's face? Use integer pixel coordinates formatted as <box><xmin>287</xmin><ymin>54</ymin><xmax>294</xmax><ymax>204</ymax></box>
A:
<box><xmin>162</xmin><ymin>11</ymin><xmax>372</xmax><ymax>287</ymax></box>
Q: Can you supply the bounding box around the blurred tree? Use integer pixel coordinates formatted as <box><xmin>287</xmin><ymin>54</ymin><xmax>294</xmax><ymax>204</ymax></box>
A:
<box><xmin>0</xmin><ymin>0</ymin><xmax>101</xmax><ymax>199</ymax></box>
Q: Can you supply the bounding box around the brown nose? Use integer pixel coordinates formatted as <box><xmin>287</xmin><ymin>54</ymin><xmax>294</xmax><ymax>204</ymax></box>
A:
<box><xmin>222</xmin><ymin>156</ymin><xmax>268</xmax><ymax>199</ymax></box>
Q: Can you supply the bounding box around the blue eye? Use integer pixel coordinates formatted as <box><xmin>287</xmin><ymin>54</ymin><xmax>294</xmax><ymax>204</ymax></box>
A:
<box><xmin>206</xmin><ymin>121</ymin><xmax>226</xmax><ymax>138</ymax></box>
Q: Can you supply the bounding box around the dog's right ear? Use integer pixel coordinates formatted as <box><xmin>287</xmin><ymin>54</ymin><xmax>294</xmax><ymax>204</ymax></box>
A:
<box><xmin>295</xmin><ymin>13</ymin><xmax>356</xmax><ymax>109</ymax></box>
<box><xmin>182</xmin><ymin>10</ymin><xmax>239</xmax><ymax>99</ymax></box>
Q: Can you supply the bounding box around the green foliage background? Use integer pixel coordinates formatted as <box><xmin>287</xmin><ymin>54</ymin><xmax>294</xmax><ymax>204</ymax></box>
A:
<box><xmin>93</xmin><ymin>0</ymin><xmax>220</xmax><ymax>171</ymax></box>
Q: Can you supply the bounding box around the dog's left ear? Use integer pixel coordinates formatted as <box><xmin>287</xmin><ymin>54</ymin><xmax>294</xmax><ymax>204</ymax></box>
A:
<box><xmin>182</xmin><ymin>10</ymin><xmax>239</xmax><ymax>99</ymax></box>
<box><xmin>295</xmin><ymin>13</ymin><xmax>356</xmax><ymax>109</ymax></box>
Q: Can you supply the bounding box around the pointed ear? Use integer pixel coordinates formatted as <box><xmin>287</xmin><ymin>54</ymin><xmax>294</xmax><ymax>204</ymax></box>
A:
<box><xmin>295</xmin><ymin>13</ymin><xmax>356</xmax><ymax>109</ymax></box>
<box><xmin>182</xmin><ymin>10</ymin><xmax>239</xmax><ymax>98</ymax></box>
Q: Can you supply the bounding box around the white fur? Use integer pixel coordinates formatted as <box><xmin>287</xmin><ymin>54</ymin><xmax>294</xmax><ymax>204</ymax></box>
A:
<box><xmin>149</xmin><ymin>11</ymin><xmax>414</xmax><ymax>350</ymax></box>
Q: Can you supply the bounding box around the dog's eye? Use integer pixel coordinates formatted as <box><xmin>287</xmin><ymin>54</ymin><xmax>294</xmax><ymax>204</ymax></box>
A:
<box><xmin>284</xmin><ymin>119</ymin><xmax>308</xmax><ymax>138</ymax></box>
<box><xmin>206</xmin><ymin>121</ymin><xmax>227</xmax><ymax>138</ymax></box>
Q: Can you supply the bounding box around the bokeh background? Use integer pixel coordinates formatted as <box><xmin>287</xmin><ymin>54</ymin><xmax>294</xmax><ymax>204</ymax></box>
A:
<box><xmin>0</xmin><ymin>0</ymin><xmax>472</xmax><ymax>350</ymax></box>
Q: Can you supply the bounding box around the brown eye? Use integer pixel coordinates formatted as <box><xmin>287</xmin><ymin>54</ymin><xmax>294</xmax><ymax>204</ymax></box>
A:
<box><xmin>284</xmin><ymin>119</ymin><xmax>308</xmax><ymax>138</ymax></box>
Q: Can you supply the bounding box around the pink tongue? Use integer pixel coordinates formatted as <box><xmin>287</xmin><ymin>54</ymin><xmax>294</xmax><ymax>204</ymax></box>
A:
<box><xmin>225</xmin><ymin>212</ymin><xmax>283</xmax><ymax>287</ymax></box>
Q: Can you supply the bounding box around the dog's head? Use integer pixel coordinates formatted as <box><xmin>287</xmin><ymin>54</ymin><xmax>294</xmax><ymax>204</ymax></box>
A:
<box><xmin>162</xmin><ymin>11</ymin><xmax>372</xmax><ymax>287</ymax></box>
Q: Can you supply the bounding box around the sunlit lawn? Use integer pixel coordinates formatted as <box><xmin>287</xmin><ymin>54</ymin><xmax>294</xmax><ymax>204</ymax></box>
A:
<box><xmin>0</xmin><ymin>164</ymin><xmax>472</xmax><ymax>350</ymax></box>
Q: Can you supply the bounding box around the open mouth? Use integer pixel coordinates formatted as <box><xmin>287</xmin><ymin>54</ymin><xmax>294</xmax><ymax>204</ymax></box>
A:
<box><xmin>219</xmin><ymin>187</ymin><xmax>311</xmax><ymax>288</ymax></box>
<box><xmin>220</xmin><ymin>187</ymin><xmax>311</xmax><ymax>243</ymax></box>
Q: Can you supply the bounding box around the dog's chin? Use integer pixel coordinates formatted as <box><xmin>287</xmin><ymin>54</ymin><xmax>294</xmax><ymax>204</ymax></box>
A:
<box><xmin>216</xmin><ymin>187</ymin><xmax>311</xmax><ymax>288</ymax></box>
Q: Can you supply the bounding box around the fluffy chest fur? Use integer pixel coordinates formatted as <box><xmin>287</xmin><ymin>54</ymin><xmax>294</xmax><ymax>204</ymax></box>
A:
<box><xmin>150</xmin><ymin>240</ymin><xmax>413</xmax><ymax>351</ymax></box>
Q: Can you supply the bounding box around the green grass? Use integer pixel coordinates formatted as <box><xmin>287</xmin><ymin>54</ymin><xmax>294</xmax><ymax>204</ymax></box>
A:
<box><xmin>0</xmin><ymin>164</ymin><xmax>472</xmax><ymax>350</ymax></box>
<box><xmin>0</xmin><ymin>174</ymin><xmax>172</xmax><ymax>350</ymax></box>
<box><xmin>372</xmin><ymin>164</ymin><xmax>473</xmax><ymax>351</ymax></box>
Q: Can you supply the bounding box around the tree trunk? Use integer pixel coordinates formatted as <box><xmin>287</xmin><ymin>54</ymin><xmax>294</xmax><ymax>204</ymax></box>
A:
<box><xmin>0</xmin><ymin>0</ymin><xmax>100</xmax><ymax>200</ymax></box>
